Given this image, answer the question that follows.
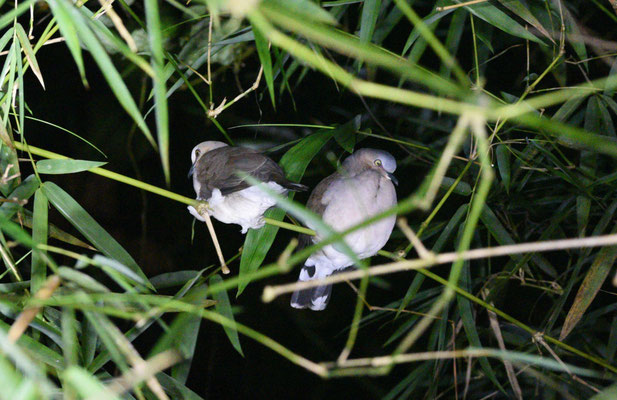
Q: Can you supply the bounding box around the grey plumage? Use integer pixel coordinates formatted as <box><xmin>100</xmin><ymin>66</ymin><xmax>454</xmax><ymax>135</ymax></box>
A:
<box><xmin>188</xmin><ymin>141</ymin><xmax>308</xmax><ymax>233</ymax></box>
<box><xmin>290</xmin><ymin>148</ymin><xmax>398</xmax><ymax>311</ymax></box>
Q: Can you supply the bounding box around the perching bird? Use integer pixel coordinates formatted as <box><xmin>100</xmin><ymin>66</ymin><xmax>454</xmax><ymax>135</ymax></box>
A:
<box><xmin>187</xmin><ymin>141</ymin><xmax>308</xmax><ymax>233</ymax></box>
<box><xmin>290</xmin><ymin>148</ymin><xmax>398</xmax><ymax>311</ymax></box>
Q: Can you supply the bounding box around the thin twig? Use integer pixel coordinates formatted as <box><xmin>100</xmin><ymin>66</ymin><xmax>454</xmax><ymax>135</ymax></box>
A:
<box><xmin>533</xmin><ymin>333</ymin><xmax>600</xmax><ymax>393</ymax></box>
<box><xmin>397</xmin><ymin>218</ymin><xmax>432</xmax><ymax>259</ymax></box>
<box><xmin>483</xmin><ymin>290</ymin><xmax>523</xmax><ymax>400</ymax></box>
<box><xmin>436</xmin><ymin>0</ymin><xmax>488</xmax><ymax>12</ymax></box>
<box><xmin>106</xmin><ymin>350</ymin><xmax>183</xmax><ymax>397</ymax></box>
<box><xmin>194</xmin><ymin>203</ymin><xmax>230</xmax><ymax>274</ymax></box>
<box><xmin>97</xmin><ymin>0</ymin><xmax>138</xmax><ymax>52</ymax></box>
<box><xmin>9</xmin><ymin>275</ymin><xmax>61</xmax><ymax>342</ymax></box>
<box><xmin>263</xmin><ymin>233</ymin><xmax>617</xmax><ymax>301</ymax></box>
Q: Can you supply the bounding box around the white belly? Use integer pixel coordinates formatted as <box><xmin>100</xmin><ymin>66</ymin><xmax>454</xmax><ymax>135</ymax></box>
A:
<box><xmin>189</xmin><ymin>183</ymin><xmax>287</xmax><ymax>233</ymax></box>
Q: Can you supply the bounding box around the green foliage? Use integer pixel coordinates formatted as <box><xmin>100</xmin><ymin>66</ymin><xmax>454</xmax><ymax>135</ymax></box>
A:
<box><xmin>0</xmin><ymin>0</ymin><xmax>615</xmax><ymax>398</ymax></box>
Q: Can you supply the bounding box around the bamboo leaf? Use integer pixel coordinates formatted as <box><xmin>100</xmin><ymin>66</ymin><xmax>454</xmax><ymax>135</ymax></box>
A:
<box><xmin>0</xmin><ymin>129</ymin><xmax>20</xmax><ymax>196</ymax></box>
<box><xmin>252</xmin><ymin>22</ymin><xmax>276</xmax><ymax>107</ymax></box>
<box><xmin>359</xmin><ymin>0</ymin><xmax>381</xmax><ymax>44</ymax></box>
<box><xmin>47</xmin><ymin>0</ymin><xmax>86</xmax><ymax>83</ymax></box>
<box><xmin>145</xmin><ymin>0</ymin><xmax>171</xmax><ymax>183</ymax></box>
<box><xmin>63</xmin><ymin>367</ymin><xmax>121</xmax><ymax>400</ymax></box>
<box><xmin>496</xmin><ymin>144</ymin><xmax>511</xmax><ymax>193</ymax></box>
<box><xmin>333</xmin><ymin>119</ymin><xmax>357</xmax><ymax>153</ymax></box>
<box><xmin>0</xmin><ymin>0</ymin><xmax>35</xmax><ymax>31</ymax></box>
<box><xmin>31</xmin><ymin>189</ymin><xmax>48</xmax><ymax>294</ymax></box>
<box><xmin>36</xmin><ymin>159</ymin><xmax>106</xmax><ymax>175</ymax></box>
<box><xmin>461</xmin><ymin>1</ymin><xmax>544</xmax><ymax>45</ymax></box>
<box><xmin>496</xmin><ymin>0</ymin><xmax>553</xmax><ymax>43</ymax></box>
<box><xmin>457</xmin><ymin>260</ymin><xmax>507</xmax><ymax>394</ymax></box>
<box><xmin>590</xmin><ymin>385</ymin><xmax>617</xmax><ymax>400</ymax></box>
<box><xmin>560</xmin><ymin>225</ymin><xmax>617</xmax><ymax>340</ymax></box>
<box><xmin>150</xmin><ymin>284</ymin><xmax>207</xmax><ymax>384</ymax></box>
<box><xmin>264</xmin><ymin>0</ymin><xmax>337</xmax><ymax>25</ymax></box>
<box><xmin>41</xmin><ymin>182</ymin><xmax>151</xmax><ymax>289</ymax></box>
<box><xmin>60</xmin><ymin>0</ymin><xmax>156</xmax><ymax>149</ymax></box>
<box><xmin>210</xmin><ymin>275</ymin><xmax>243</xmax><ymax>356</ymax></box>
<box><xmin>0</xmin><ymin>175</ymin><xmax>39</xmax><ymax>220</ymax></box>
<box><xmin>15</xmin><ymin>23</ymin><xmax>45</xmax><ymax>89</ymax></box>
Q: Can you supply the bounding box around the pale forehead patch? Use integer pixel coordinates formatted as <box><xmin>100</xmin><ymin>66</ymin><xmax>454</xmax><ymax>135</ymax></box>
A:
<box><xmin>191</xmin><ymin>141</ymin><xmax>228</xmax><ymax>163</ymax></box>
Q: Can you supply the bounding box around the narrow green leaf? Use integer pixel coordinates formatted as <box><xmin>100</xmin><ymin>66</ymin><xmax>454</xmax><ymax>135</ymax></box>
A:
<box><xmin>495</xmin><ymin>144</ymin><xmax>511</xmax><ymax>193</ymax></box>
<box><xmin>83</xmin><ymin>310</ymin><xmax>131</xmax><ymax>374</ymax></box>
<box><xmin>496</xmin><ymin>0</ymin><xmax>553</xmax><ymax>42</ymax></box>
<box><xmin>36</xmin><ymin>159</ymin><xmax>106</xmax><ymax>175</ymax></box>
<box><xmin>552</xmin><ymin>95</ymin><xmax>585</xmax><ymax>122</ymax></box>
<box><xmin>47</xmin><ymin>0</ymin><xmax>86</xmax><ymax>83</ymax></box>
<box><xmin>210</xmin><ymin>275</ymin><xmax>243</xmax><ymax>356</ymax></box>
<box><xmin>151</xmin><ymin>284</ymin><xmax>206</xmax><ymax>383</ymax></box>
<box><xmin>31</xmin><ymin>190</ymin><xmax>48</xmax><ymax>294</ymax></box>
<box><xmin>63</xmin><ymin>367</ymin><xmax>121</xmax><ymax>400</ymax></box>
<box><xmin>560</xmin><ymin>225</ymin><xmax>617</xmax><ymax>340</ymax></box>
<box><xmin>439</xmin><ymin>8</ymin><xmax>466</xmax><ymax>80</ymax></box>
<box><xmin>0</xmin><ymin>26</ymin><xmax>13</xmax><ymax>54</ymax></box>
<box><xmin>576</xmin><ymin>196</ymin><xmax>591</xmax><ymax>237</ymax></box>
<box><xmin>333</xmin><ymin>119</ymin><xmax>357</xmax><ymax>153</ymax></box>
<box><xmin>0</xmin><ymin>0</ymin><xmax>35</xmax><ymax>31</ymax></box>
<box><xmin>145</xmin><ymin>0</ymin><xmax>170</xmax><ymax>183</ymax></box>
<box><xmin>0</xmin><ymin>175</ymin><xmax>39</xmax><ymax>220</ymax></box>
<box><xmin>58</xmin><ymin>267</ymin><xmax>110</xmax><ymax>293</ymax></box>
<box><xmin>13</xmin><ymin>211</ymin><xmax>95</xmax><ymax>250</ymax></box>
<box><xmin>597</xmin><ymin>97</ymin><xmax>616</xmax><ymax>137</ymax></box>
<box><xmin>41</xmin><ymin>182</ymin><xmax>151</xmax><ymax>289</ymax></box>
<box><xmin>61</xmin><ymin>307</ymin><xmax>79</xmax><ymax>367</ymax></box>
<box><xmin>0</xmin><ymin>134</ymin><xmax>21</xmax><ymax>197</ymax></box>
<box><xmin>462</xmin><ymin>1</ymin><xmax>544</xmax><ymax>44</ymax></box>
<box><xmin>457</xmin><ymin>260</ymin><xmax>507</xmax><ymax>394</ymax></box>
<box><xmin>157</xmin><ymin>373</ymin><xmax>204</xmax><ymax>400</ymax></box>
<box><xmin>0</xmin><ymin>320</ymin><xmax>64</xmax><ymax>370</ymax></box>
<box><xmin>15</xmin><ymin>38</ymin><xmax>25</xmax><ymax>137</ymax></box>
<box><xmin>237</xmin><ymin>129</ymin><xmax>333</xmax><ymax>295</ymax></box>
<box><xmin>92</xmin><ymin>255</ymin><xmax>149</xmax><ymax>288</ymax></box>
<box><xmin>62</xmin><ymin>0</ymin><xmax>156</xmax><ymax>149</ymax></box>
<box><xmin>563</xmin><ymin>7</ymin><xmax>587</xmax><ymax>67</ymax></box>
<box><xmin>359</xmin><ymin>0</ymin><xmax>381</xmax><ymax>44</ymax></box>
<box><xmin>439</xmin><ymin>176</ymin><xmax>471</xmax><ymax>196</ymax></box>
<box><xmin>590</xmin><ymin>384</ymin><xmax>617</xmax><ymax>400</ymax></box>
<box><xmin>265</xmin><ymin>0</ymin><xmax>337</xmax><ymax>25</ymax></box>
<box><xmin>15</xmin><ymin>23</ymin><xmax>45</xmax><ymax>89</ymax></box>
<box><xmin>252</xmin><ymin>22</ymin><xmax>276</xmax><ymax>108</ymax></box>
<box><xmin>81</xmin><ymin>316</ymin><xmax>97</xmax><ymax>368</ymax></box>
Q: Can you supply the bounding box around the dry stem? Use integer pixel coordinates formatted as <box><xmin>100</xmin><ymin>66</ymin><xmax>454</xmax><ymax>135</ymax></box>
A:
<box><xmin>263</xmin><ymin>233</ymin><xmax>617</xmax><ymax>302</ymax></box>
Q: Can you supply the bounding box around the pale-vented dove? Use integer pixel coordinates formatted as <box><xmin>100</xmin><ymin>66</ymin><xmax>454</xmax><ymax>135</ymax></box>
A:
<box><xmin>290</xmin><ymin>148</ymin><xmax>398</xmax><ymax>311</ymax></box>
<box><xmin>188</xmin><ymin>141</ymin><xmax>308</xmax><ymax>233</ymax></box>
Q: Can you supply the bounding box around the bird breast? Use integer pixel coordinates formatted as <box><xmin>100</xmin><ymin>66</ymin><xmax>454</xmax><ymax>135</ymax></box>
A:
<box><xmin>318</xmin><ymin>171</ymin><xmax>397</xmax><ymax>261</ymax></box>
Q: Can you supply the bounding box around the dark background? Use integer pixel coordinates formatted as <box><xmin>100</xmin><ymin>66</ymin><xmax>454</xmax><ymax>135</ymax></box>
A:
<box><xmin>14</xmin><ymin>1</ymin><xmax>617</xmax><ymax>399</ymax></box>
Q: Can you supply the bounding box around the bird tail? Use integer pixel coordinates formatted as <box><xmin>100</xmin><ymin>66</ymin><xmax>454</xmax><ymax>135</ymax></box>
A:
<box><xmin>290</xmin><ymin>265</ymin><xmax>332</xmax><ymax>311</ymax></box>
<box><xmin>283</xmin><ymin>182</ymin><xmax>309</xmax><ymax>192</ymax></box>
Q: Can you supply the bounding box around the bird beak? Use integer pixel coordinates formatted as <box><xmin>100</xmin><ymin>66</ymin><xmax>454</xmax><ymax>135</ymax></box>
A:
<box><xmin>387</xmin><ymin>172</ymin><xmax>398</xmax><ymax>186</ymax></box>
<box><xmin>188</xmin><ymin>163</ymin><xmax>195</xmax><ymax>179</ymax></box>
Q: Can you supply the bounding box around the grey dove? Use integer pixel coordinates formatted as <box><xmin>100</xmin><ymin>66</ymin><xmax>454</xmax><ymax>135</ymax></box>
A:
<box><xmin>188</xmin><ymin>141</ymin><xmax>308</xmax><ymax>233</ymax></box>
<box><xmin>290</xmin><ymin>148</ymin><xmax>398</xmax><ymax>311</ymax></box>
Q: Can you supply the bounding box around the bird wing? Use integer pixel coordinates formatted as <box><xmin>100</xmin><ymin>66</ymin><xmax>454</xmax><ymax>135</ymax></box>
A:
<box><xmin>196</xmin><ymin>147</ymin><xmax>286</xmax><ymax>198</ymax></box>
<box><xmin>306</xmin><ymin>172</ymin><xmax>341</xmax><ymax>217</ymax></box>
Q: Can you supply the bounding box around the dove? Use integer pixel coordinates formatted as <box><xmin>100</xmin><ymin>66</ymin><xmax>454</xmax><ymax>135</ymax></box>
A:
<box><xmin>188</xmin><ymin>141</ymin><xmax>308</xmax><ymax>233</ymax></box>
<box><xmin>290</xmin><ymin>148</ymin><xmax>398</xmax><ymax>311</ymax></box>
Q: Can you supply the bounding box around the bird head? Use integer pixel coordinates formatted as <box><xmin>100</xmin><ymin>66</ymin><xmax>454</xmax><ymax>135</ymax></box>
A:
<box><xmin>343</xmin><ymin>148</ymin><xmax>398</xmax><ymax>185</ymax></box>
<box><xmin>189</xmin><ymin>141</ymin><xmax>228</xmax><ymax>178</ymax></box>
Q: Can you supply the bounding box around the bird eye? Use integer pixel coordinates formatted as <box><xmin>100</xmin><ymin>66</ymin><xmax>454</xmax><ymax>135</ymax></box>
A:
<box><xmin>194</xmin><ymin>149</ymin><xmax>201</xmax><ymax>158</ymax></box>
<box><xmin>374</xmin><ymin>159</ymin><xmax>382</xmax><ymax>166</ymax></box>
